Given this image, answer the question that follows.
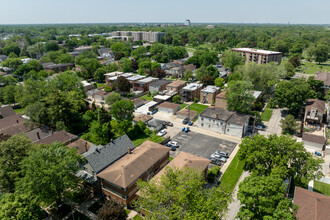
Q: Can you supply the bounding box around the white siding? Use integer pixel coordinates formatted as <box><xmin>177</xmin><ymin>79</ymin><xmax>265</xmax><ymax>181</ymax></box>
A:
<box><xmin>225</xmin><ymin>123</ymin><xmax>244</xmax><ymax>138</ymax></box>
<box><xmin>198</xmin><ymin>116</ymin><xmax>226</xmax><ymax>133</ymax></box>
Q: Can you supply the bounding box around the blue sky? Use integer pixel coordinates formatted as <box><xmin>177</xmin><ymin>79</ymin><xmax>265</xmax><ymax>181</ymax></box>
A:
<box><xmin>0</xmin><ymin>0</ymin><xmax>329</xmax><ymax>24</ymax></box>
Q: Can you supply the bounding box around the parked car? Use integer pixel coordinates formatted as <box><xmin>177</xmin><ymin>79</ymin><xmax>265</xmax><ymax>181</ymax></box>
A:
<box><xmin>182</xmin><ymin>118</ymin><xmax>189</xmax><ymax>124</ymax></box>
<box><xmin>164</xmin><ymin>121</ymin><xmax>173</xmax><ymax>127</ymax></box>
<box><xmin>167</xmin><ymin>141</ymin><xmax>179</xmax><ymax>148</ymax></box>
<box><xmin>157</xmin><ymin>129</ymin><xmax>167</xmax><ymax>136</ymax></box>
<box><xmin>151</xmin><ymin>109</ymin><xmax>158</xmax><ymax>115</ymax></box>
<box><xmin>210</xmin><ymin>153</ymin><xmax>221</xmax><ymax>159</ymax></box>
<box><xmin>315</xmin><ymin>151</ymin><xmax>322</xmax><ymax>156</ymax></box>
<box><xmin>218</xmin><ymin>157</ymin><xmax>227</xmax><ymax>163</ymax></box>
<box><xmin>185</xmin><ymin>127</ymin><xmax>190</xmax><ymax>133</ymax></box>
<box><xmin>210</xmin><ymin>158</ymin><xmax>222</xmax><ymax>166</ymax></box>
<box><xmin>215</xmin><ymin>151</ymin><xmax>229</xmax><ymax>158</ymax></box>
<box><xmin>188</xmin><ymin>121</ymin><xmax>193</xmax><ymax>126</ymax></box>
<box><xmin>256</xmin><ymin>124</ymin><xmax>265</xmax><ymax>130</ymax></box>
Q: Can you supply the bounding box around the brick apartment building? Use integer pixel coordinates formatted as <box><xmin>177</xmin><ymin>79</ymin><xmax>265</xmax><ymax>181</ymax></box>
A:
<box><xmin>231</xmin><ymin>48</ymin><xmax>282</xmax><ymax>64</ymax></box>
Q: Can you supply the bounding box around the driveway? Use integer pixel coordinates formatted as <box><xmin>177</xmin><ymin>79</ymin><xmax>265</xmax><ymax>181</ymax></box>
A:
<box><xmin>171</xmin><ymin>131</ymin><xmax>237</xmax><ymax>160</ymax></box>
<box><xmin>259</xmin><ymin>108</ymin><xmax>287</xmax><ymax>136</ymax></box>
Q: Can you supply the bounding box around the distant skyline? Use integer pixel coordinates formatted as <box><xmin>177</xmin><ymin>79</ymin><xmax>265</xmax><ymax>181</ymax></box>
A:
<box><xmin>0</xmin><ymin>0</ymin><xmax>329</xmax><ymax>25</ymax></box>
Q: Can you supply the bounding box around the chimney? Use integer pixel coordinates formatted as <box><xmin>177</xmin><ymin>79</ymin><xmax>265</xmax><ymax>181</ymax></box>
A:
<box><xmin>216</xmin><ymin>113</ymin><xmax>219</xmax><ymax>120</ymax></box>
<box><xmin>37</xmin><ymin>132</ymin><xmax>40</xmax><ymax>139</ymax></box>
<box><xmin>128</xmin><ymin>147</ymin><xmax>132</xmax><ymax>154</ymax></box>
<box><xmin>85</xmin><ymin>142</ymin><xmax>88</xmax><ymax>152</ymax></box>
<box><xmin>16</xmin><ymin>120</ymin><xmax>19</xmax><ymax>123</ymax></box>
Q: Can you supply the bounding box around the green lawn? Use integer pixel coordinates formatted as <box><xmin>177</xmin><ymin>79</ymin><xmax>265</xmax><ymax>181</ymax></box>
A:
<box><xmin>96</xmin><ymin>83</ymin><xmax>106</xmax><ymax>88</ymax></box>
<box><xmin>132</xmin><ymin>134</ymin><xmax>151</xmax><ymax>147</ymax></box>
<box><xmin>14</xmin><ymin>106</ymin><xmax>26</xmax><ymax>114</ymax></box>
<box><xmin>180</xmin><ymin>103</ymin><xmax>188</xmax><ymax>110</ymax></box>
<box><xmin>188</xmin><ymin>103</ymin><xmax>208</xmax><ymax>114</ymax></box>
<box><xmin>140</xmin><ymin>95</ymin><xmax>153</xmax><ymax>101</ymax></box>
<box><xmin>220</xmin><ymin>153</ymin><xmax>245</xmax><ymax>192</ymax></box>
<box><xmin>297</xmin><ymin>61</ymin><xmax>330</xmax><ymax>74</ymax></box>
<box><xmin>133</xmin><ymin>215</ymin><xmax>143</xmax><ymax>220</ymax></box>
<box><xmin>261</xmin><ymin>108</ymin><xmax>273</xmax><ymax>121</ymax></box>
<box><xmin>313</xmin><ymin>181</ymin><xmax>330</xmax><ymax>196</ymax></box>
<box><xmin>149</xmin><ymin>135</ymin><xmax>166</xmax><ymax>144</ymax></box>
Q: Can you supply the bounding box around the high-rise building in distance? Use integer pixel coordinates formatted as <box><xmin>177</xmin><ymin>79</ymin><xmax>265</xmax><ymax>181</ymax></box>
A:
<box><xmin>185</xmin><ymin>19</ymin><xmax>191</xmax><ymax>26</ymax></box>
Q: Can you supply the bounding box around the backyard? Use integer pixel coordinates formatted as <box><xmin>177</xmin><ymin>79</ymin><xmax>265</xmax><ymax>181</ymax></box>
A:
<box><xmin>188</xmin><ymin>103</ymin><xmax>208</xmax><ymax>114</ymax></box>
<box><xmin>313</xmin><ymin>181</ymin><xmax>330</xmax><ymax>196</ymax></box>
<box><xmin>219</xmin><ymin>153</ymin><xmax>245</xmax><ymax>192</ymax></box>
<box><xmin>140</xmin><ymin>95</ymin><xmax>153</xmax><ymax>101</ymax></box>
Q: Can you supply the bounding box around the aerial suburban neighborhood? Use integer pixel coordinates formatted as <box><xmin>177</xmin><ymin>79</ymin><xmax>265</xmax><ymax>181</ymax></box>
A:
<box><xmin>0</xmin><ymin>1</ymin><xmax>329</xmax><ymax>220</ymax></box>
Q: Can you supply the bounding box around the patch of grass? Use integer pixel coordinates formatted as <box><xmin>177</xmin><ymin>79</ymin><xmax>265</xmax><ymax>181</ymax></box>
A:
<box><xmin>124</xmin><ymin>208</ymin><xmax>131</xmax><ymax>215</ymax></box>
<box><xmin>133</xmin><ymin>215</ymin><xmax>144</xmax><ymax>220</ymax></box>
<box><xmin>149</xmin><ymin>135</ymin><xmax>166</xmax><ymax>144</ymax></box>
<box><xmin>14</xmin><ymin>106</ymin><xmax>26</xmax><ymax>114</ymax></box>
<box><xmin>140</xmin><ymin>95</ymin><xmax>153</xmax><ymax>101</ymax></box>
<box><xmin>96</xmin><ymin>83</ymin><xmax>106</xmax><ymax>88</ymax></box>
<box><xmin>132</xmin><ymin>133</ymin><xmax>150</xmax><ymax>147</ymax></box>
<box><xmin>169</xmin><ymin>156</ymin><xmax>174</xmax><ymax>162</ymax></box>
<box><xmin>261</xmin><ymin>108</ymin><xmax>273</xmax><ymax>121</ymax></box>
<box><xmin>180</xmin><ymin>103</ymin><xmax>188</xmax><ymax>110</ymax></box>
<box><xmin>220</xmin><ymin>153</ymin><xmax>245</xmax><ymax>192</ymax></box>
<box><xmin>297</xmin><ymin>61</ymin><xmax>330</xmax><ymax>74</ymax></box>
<box><xmin>188</xmin><ymin>103</ymin><xmax>208</xmax><ymax>114</ymax></box>
<box><xmin>313</xmin><ymin>181</ymin><xmax>330</xmax><ymax>196</ymax></box>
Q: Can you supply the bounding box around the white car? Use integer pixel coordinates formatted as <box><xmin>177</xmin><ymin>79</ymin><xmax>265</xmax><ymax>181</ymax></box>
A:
<box><xmin>210</xmin><ymin>153</ymin><xmax>221</xmax><ymax>159</ymax></box>
<box><xmin>157</xmin><ymin>130</ymin><xmax>167</xmax><ymax>136</ymax></box>
<box><xmin>167</xmin><ymin>141</ymin><xmax>179</xmax><ymax>148</ymax></box>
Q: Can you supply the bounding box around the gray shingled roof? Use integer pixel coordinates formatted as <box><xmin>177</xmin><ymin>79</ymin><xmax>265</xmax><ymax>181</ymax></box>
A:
<box><xmin>0</xmin><ymin>106</ymin><xmax>16</xmax><ymax>119</ymax></box>
<box><xmin>83</xmin><ymin>134</ymin><xmax>135</xmax><ymax>174</ymax></box>
<box><xmin>200</xmin><ymin>108</ymin><xmax>233</xmax><ymax>121</ymax></box>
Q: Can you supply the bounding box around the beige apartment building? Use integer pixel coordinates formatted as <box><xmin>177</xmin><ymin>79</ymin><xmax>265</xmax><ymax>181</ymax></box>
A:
<box><xmin>166</xmin><ymin>80</ymin><xmax>187</xmax><ymax>93</ymax></box>
<box><xmin>231</xmin><ymin>48</ymin><xmax>282</xmax><ymax>64</ymax></box>
<box><xmin>200</xmin><ymin>86</ymin><xmax>221</xmax><ymax>104</ymax></box>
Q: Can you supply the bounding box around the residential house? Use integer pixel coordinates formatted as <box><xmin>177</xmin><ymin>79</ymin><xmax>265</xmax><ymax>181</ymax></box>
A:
<box><xmin>127</xmin><ymin>75</ymin><xmax>146</xmax><ymax>88</ymax></box>
<box><xmin>104</xmin><ymin>71</ymin><xmax>123</xmax><ymax>83</ymax></box>
<box><xmin>0</xmin><ymin>121</ymin><xmax>36</xmax><ymax>136</ymax></box>
<box><xmin>200</xmin><ymin>86</ymin><xmax>221</xmax><ymax>104</ymax></box>
<box><xmin>133</xmin><ymin>77</ymin><xmax>158</xmax><ymax>92</ymax></box>
<box><xmin>34</xmin><ymin>130</ymin><xmax>77</xmax><ymax>145</ymax></box>
<box><xmin>199</xmin><ymin>107</ymin><xmax>250</xmax><ymax>138</ymax></box>
<box><xmin>78</xmin><ymin>134</ymin><xmax>135</xmax><ymax>185</ymax></box>
<box><xmin>158</xmin><ymin>102</ymin><xmax>180</xmax><ymax>115</ymax></box>
<box><xmin>166</xmin><ymin>66</ymin><xmax>185</xmax><ymax>78</ymax></box>
<box><xmin>82</xmin><ymin>80</ymin><xmax>93</xmax><ymax>92</ymax></box>
<box><xmin>42</xmin><ymin>62</ymin><xmax>75</xmax><ymax>73</ymax></box>
<box><xmin>135</xmin><ymin>101</ymin><xmax>159</xmax><ymax>115</ymax></box>
<box><xmin>68</xmin><ymin>139</ymin><xmax>93</xmax><ymax>155</ymax></box>
<box><xmin>107</xmin><ymin>73</ymin><xmax>134</xmax><ymax>86</ymax></box>
<box><xmin>314</xmin><ymin>71</ymin><xmax>330</xmax><ymax>93</ymax></box>
<box><xmin>176</xmin><ymin>108</ymin><xmax>198</xmax><ymax>121</ymax></box>
<box><xmin>0</xmin><ymin>114</ymin><xmax>26</xmax><ymax>132</ymax></box>
<box><xmin>181</xmin><ymin>83</ymin><xmax>204</xmax><ymax>102</ymax></box>
<box><xmin>304</xmin><ymin>99</ymin><xmax>326</xmax><ymax>128</ymax></box>
<box><xmin>166</xmin><ymin>80</ymin><xmax>187</xmax><ymax>93</ymax></box>
<box><xmin>97</xmin><ymin>141</ymin><xmax>170</xmax><ymax>205</ymax></box>
<box><xmin>98</xmin><ymin>48</ymin><xmax>114</xmax><ymax>59</ymax></box>
<box><xmin>0</xmin><ymin>106</ymin><xmax>16</xmax><ymax>119</ymax></box>
<box><xmin>183</xmin><ymin>64</ymin><xmax>196</xmax><ymax>74</ymax></box>
<box><xmin>149</xmin><ymin>79</ymin><xmax>171</xmax><ymax>94</ymax></box>
<box><xmin>94</xmin><ymin>90</ymin><xmax>110</xmax><ymax>103</ymax></box>
<box><xmin>215</xmin><ymin>90</ymin><xmax>261</xmax><ymax>109</ymax></box>
<box><xmin>25</xmin><ymin>126</ymin><xmax>53</xmax><ymax>143</ymax></box>
<box><xmin>133</xmin><ymin>114</ymin><xmax>153</xmax><ymax>124</ymax></box>
<box><xmin>293</xmin><ymin>186</ymin><xmax>330</xmax><ymax>220</ymax></box>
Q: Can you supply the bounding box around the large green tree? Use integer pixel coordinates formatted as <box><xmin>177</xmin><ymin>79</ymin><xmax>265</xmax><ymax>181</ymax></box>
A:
<box><xmin>105</xmin><ymin>92</ymin><xmax>121</xmax><ymax>105</ymax></box>
<box><xmin>237</xmin><ymin>174</ymin><xmax>297</xmax><ymax>220</ymax></box>
<box><xmin>221</xmin><ymin>50</ymin><xmax>245</xmax><ymax>72</ymax></box>
<box><xmin>0</xmin><ymin>134</ymin><xmax>34</xmax><ymax>193</ymax></box>
<box><xmin>238</xmin><ymin>134</ymin><xmax>323</xmax><ymax>180</ymax></box>
<box><xmin>226</xmin><ymin>80</ymin><xmax>255</xmax><ymax>113</ymax></box>
<box><xmin>313</xmin><ymin>44</ymin><xmax>329</xmax><ymax>64</ymax></box>
<box><xmin>110</xmin><ymin>100</ymin><xmax>134</xmax><ymax>122</ymax></box>
<box><xmin>17</xmin><ymin>143</ymin><xmax>83</xmax><ymax>206</ymax></box>
<box><xmin>135</xmin><ymin>167</ymin><xmax>231</xmax><ymax>220</ymax></box>
<box><xmin>280</xmin><ymin>114</ymin><xmax>298</xmax><ymax>135</ymax></box>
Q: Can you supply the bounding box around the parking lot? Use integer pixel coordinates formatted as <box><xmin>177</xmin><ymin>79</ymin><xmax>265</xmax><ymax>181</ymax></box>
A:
<box><xmin>170</xmin><ymin>131</ymin><xmax>238</xmax><ymax>160</ymax></box>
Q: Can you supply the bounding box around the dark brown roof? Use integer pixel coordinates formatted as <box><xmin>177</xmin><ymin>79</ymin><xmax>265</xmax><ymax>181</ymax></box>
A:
<box><xmin>67</xmin><ymin>139</ymin><xmax>93</xmax><ymax>155</ymax></box>
<box><xmin>305</xmin><ymin>99</ymin><xmax>326</xmax><ymax>113</ymax></box>
<box><xmin>97</xmin><ymin>141</ymin><xmax>169</xmax><ymax>188</ymax></box>
<box><xmin>302</xmin><ymin>133</ymin><xmax>326</xmax><ymax>145</ymax></box>
<box><xmin>184</xmin><ymin>64</ymin><xmax>196</xmax><ymax>72</ymax></box>
<box><xmin>34</xmin><ymin>130</ymin><xmax>77</xmax><ymax>145</ymax></box>
<box><xmin>25</xmin><ymin>127</ymin><xmax>53</xmax><ymax>142</ymax></box>
<box><xmin>133</xmin><ymin>114</ymin><xmax>153</xmax><ymax>123</ymax></box>
<box><xmin>0</xmin><ymin>114</ymin><xmax>25</xmax><ymax>130</ymax></box>
<box><xmin>314</xmin><ymin>71</ymin><xmax>330</xmax><ymax>86</ymax></box>
<box><xmin>294</xmin><ymin>187</ymin><xmax>330</xmax><ymax>220</ymax></box>
<box><xmin>158</xmin><ymin>102</ymin><xmax>180</xmax><ymax>110</ymax></box>
<box><xmin>1</xmin><ymin>121</ymin><xmax>37</xmax><ymax>136</ymax></box>
<box><xmin>0</xmin><ymin>106</ymin><xmax>16</xmax><ymax>118</ymax></box>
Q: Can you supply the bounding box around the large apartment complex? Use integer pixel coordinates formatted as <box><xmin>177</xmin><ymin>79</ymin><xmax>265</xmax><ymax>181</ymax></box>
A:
<box><xmin>110</xmin><ymin>31</ymin><xmax>166</xmax><ymax>42</ymax></box>
<box><xmin>231</xmin><ymin>48</ymin><xmax>282</xmax><ymax>64</ymax></box>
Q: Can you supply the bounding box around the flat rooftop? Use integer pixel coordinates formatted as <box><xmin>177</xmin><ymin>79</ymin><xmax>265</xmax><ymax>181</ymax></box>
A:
<box><xmin>201</xmin><ymin>85</ymin><xmax>220</xmax><ymax>93</ymax></box>
<box><xmin>108</xmin><ymin>73</ymin><xmax>133</xmax><ymax>81</ymax></box>
<box><xmin>183</xmin><ymin>83</ymin><xmax>203</xmax><ymax>91</ymax></box>
<box><xmin>136</xmin><ymin>77</ymin><xmax>158</xmax><ymax>84</ymax></box>
<box><xmin>104</xmin><ymin>71</ymin><xmax>123</xmax><ymax>76</ymax></box>
<box><xmin>232</xmin><ymin>48</ymin><xmax>282</xmax><ymax>55</ymax></box>
<box><xmin>127</xmin><ymin>75</ymin><xmax>146</xmax><ymax>81</ymax></box>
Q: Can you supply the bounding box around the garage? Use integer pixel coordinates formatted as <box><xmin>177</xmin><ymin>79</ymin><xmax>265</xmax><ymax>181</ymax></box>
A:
<box><xmin>158</xmin><ymin>102</ymin><xmax>180</xmax><ymax>115</ymax></box>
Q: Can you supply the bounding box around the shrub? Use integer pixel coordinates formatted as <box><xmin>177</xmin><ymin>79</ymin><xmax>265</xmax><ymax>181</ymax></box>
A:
<box><xmin>104</xmin><ymin>85</ymin><xmax>112</xmax><ymax>92</ymax></box>
<box><xmin>207</xmin><ymin>166</ymin><xmax>220</xmax><ymax>182</ymax></box>
<box><xmin>194</xmin><ymin>98</ymin><xmax>199</xmax><ymax>103</ymax></box>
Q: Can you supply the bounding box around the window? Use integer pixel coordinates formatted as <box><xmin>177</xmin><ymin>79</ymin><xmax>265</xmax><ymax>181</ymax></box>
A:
<box><xmin>209</xmin><ymin>125</ymin><xmax>211</xmax><ymax>128</ymax></box>
<box><xmin>227</xmin><ymin>129</ymin><xmax>229</xmax><ymax>132</ymax></box>
<box><xmin>201</xmin><ymin>123</ymin><xmax>204</xmax><ymax>127</ymax></box>
<box><xmin>213</xmin><ymin>120</ymin><xmax>215</xmax><ymax>123</ymax></box>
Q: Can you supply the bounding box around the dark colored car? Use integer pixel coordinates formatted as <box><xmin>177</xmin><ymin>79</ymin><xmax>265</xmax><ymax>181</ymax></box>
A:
<box><xmin>210</xmin><ymin>158</ymin><xmax>222</xmax><ymax>166</ymax></box>
<box><xmin>188</xmin><ymin>121</ymin><xmax>193</xmax><ymax>126</ymax></box>
<box><xmin>182</xmin><ymin>118</ymin><xmax>189</xmax><ymax>124</ymax></box>
<box><xmin>164</xmin><ymin>121</ymin><xmax>173</xmax><ymax>127</ymax></box>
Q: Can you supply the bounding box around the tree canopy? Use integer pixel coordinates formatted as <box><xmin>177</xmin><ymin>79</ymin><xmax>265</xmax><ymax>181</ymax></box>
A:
<box><xmin>226</xmin><ymin>80</ymin><xmax>255</xmax><ymax>113</ymax></box>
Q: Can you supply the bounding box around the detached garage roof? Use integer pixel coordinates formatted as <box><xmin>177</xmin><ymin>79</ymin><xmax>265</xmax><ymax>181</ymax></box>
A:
<box><xmin>158</xmin><ymin>102</ymin><xmax>180</xmax><ymax>110</ymax></box>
